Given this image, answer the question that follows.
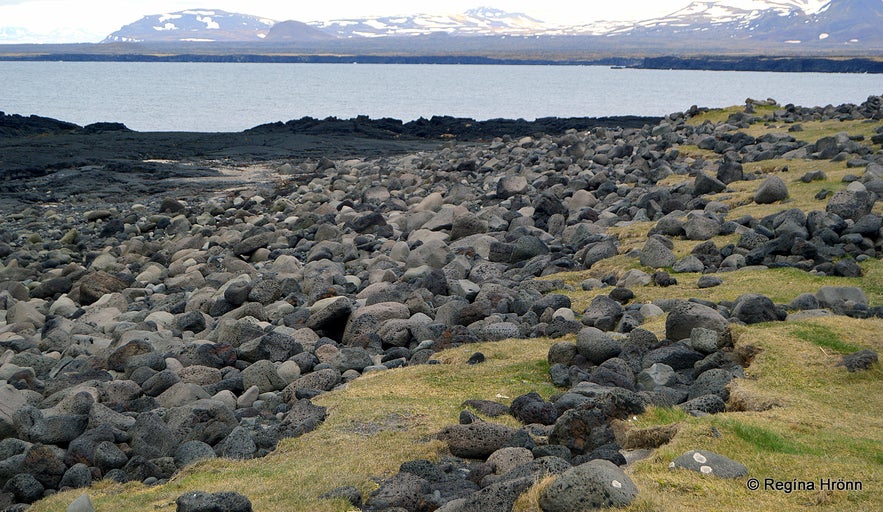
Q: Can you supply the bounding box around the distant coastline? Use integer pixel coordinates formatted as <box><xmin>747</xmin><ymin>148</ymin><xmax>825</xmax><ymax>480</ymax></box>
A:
<box><xmin>0</xmin><ymin>51</ymin><xmax>880</xmax><ymax>73</ymax></box>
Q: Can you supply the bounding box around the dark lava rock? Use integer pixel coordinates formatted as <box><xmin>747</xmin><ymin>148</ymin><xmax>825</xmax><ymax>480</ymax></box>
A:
<box><xmin>670</xmin><ymin>450</ymin><xmax>747</xmax><ymax>478</ymax></box>
<box><xmin>732</xmin><ymin>294</ymin><xmax>785</xmax><ymax>324</ymax></box>
<box><xmin>665</xmin><ymin>301</ymin><xmax>728</xmax><ymax>342</ymax></box>
<box><xmin>837</xmin><ymin>349</ymin><xmax>878</xmax><ymax>372</ymax></box>
<box><xmin>540</xmin><ymin>459</ymin><xmax>638</xmax><ymax>512</ymax></box>
<box><xmin>510</xmin><ymin>392</ymin><xmax>558</xmax><ymax>426</ymax></box>
<box><xmin>176</xmin><ymin>491</ymin><xmax>253</xmax><ymax>512</ymax></box>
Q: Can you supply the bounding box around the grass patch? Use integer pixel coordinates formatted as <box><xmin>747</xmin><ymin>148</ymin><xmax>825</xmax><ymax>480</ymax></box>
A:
<box><xmin>791</xmin><ymin>324</ymin><xmax>864</xmax><ymax>354</ymax></box>
<box><xmin>739</xmin><ymin>118</ymin><xmax>882</xmax><ymax>147</ymax></box>
<box><xmin>550</xmin><ymin>257</ymin><xmax>883</xmax><ymax>314</ymax></box>
<box><xmin>715</xmin><ymin>417</ymin><xmax>818</xmax><ymax>456</ymax></box>
<box><xmin>631</xmin><ymin>406</ymin><xmax>691</xmax><ymax>428</ymax></box>
<box><xmin>617</xmin><ymin>316</ymin><xmax>883</xmax><ymax>512</ymax></box>
<box><xmin>686</xmin><ymin>104</ymin><xmax>779</xmax><ymax>126</ymax></box>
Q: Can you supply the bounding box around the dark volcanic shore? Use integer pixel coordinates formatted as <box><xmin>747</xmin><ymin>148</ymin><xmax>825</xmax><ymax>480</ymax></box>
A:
<box><xmin>0</xmin><ymin>112</ymin><xmax>660</xmax><ymax>208</ymax></box>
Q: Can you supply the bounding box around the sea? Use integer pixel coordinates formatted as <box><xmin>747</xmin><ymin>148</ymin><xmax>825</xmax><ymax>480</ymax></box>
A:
<box><xmin>1</xmin><ymin>61</ymin><xmax>881</xmax><ymax>132</ymax></box>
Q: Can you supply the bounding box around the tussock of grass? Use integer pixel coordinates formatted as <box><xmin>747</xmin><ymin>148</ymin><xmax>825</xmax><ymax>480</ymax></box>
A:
<box><xmin>512</xmin><ymin>474</ymin><xmax>557</xmax><ymax>512</ymax></box>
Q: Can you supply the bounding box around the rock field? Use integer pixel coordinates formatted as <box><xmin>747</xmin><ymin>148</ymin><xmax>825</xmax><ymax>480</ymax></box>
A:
<box><xmin>1</xmin><ymin>97</ymin><xmax>881</xmax><ymax>511</ymax></box>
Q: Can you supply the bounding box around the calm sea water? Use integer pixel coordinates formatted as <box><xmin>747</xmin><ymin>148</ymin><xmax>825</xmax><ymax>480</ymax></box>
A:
<box><xmin>1</xmin><ymin>62</ymin><xmax>881</xmax><ymax>132</ymax></box>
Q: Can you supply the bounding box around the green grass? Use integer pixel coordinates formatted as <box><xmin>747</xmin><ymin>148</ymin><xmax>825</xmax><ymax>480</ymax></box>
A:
<box><xmin>715</xmin><ymin>417</ymin><xmax>819</xmax><ymax>456</ymax></box>
<box><xmin>631</xmin><ymin>406</ymin><xmax>692</xmax><ymax>428</ymax></box>
<box><xmin>791</xmin><ymin>324</ymin><xmax>864</xmax><ymax>354</ymax></box>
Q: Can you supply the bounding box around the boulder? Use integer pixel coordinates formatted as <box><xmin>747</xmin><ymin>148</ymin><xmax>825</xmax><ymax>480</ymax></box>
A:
<box><xmin>732</xmin><ymin>294</ymin><xmax>785</xmax><ymax>324</ymax></box>
<box><xmin>665</xmin><ymin>301</ymin><xmax>728</xmax><ymax>342</ymax></box>
<box><xmin>438</xmin><ymin>422</ymin><xmax>517</xmax><ymax>459</ymax></box>
<box><xmin>576</xmin><ymin>327</ymin><xmax>621</xmax><ymax>365</ymax></box>
<box><xmin>639</xmin><ymin>238</ymin><xmax>676</xmax><ymax>268</ymax></box>
<box><xmin>837</xmin><ymin>349</ymin><xmax>878</xmax><ymax>372</ymax></box>
<box><xmin>540</xmin><ymin>459</ymin><xmax>639</xmax><ymax>512</ymax></box>
<box><xmin>670</xmin><ymin>450</ymin><xmax>748</xmax><ymax>478</ymax></box>
<box><xmin>176</xmin><ymin>491</ymin><xmax>253</xmax><ymax>512</ymax></box>
<box><xmin>825</xmin><ymin>189</ymin><xmax>874</xmax><ymax>221</ymax></box>
<box><xmin>693</xmin><ymin>172</ymin><xmax>726</xmax><ymax>196</ymax></box>
<box><xmin>754</xmin><ymin>175</ymin><xmax>788</xmax><ymax>204</ymax></box>
<box><xmin>435</xmin><ymin>475</ymin><xmax>535</xmax><ymax>512</ymax></box>
<box><xmin>365</xmin><ymin>471</ymin><xmax>430</xmax><ymax>510</ymax></box>
<box><xmin>510</xmin><ymin>392</ymin><xmax>558</xmax><ymax>426</ymax></box>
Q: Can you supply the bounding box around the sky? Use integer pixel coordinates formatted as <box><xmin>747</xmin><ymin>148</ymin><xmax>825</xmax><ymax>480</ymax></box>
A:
<box><xmin>0</xmin><ymin>0</ymin><xmax>702</xmax><ymax>43</ymax></box>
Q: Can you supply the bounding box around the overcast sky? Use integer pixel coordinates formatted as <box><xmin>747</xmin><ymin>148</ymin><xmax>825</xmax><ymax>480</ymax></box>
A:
<box><xmin>0</xmin><ymin>0</ymin><xmax>708</xmax><ymax>43</ymax></box>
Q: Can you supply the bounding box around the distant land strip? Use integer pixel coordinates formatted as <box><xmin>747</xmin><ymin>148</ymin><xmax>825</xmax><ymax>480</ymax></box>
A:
<box><xmin>0</xmin><ymin>53</ymin><xmax>881</xmax><ymax>73</ymax></box>
<box><xmin>638</xmin><ymin>56</ymin><xmax>883</xmax><ymax>74</ymax></box>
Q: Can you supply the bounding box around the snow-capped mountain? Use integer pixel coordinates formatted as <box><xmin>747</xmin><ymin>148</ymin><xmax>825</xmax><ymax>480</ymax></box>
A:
<box><xmin>308</xmin><ymin>7</ymin><xmax>548</xmax><ymax>38</ymax></box>
<box><xmin>600</xmin><ymin>0</ymin><xmax>881</xmax><ymax>44</ymax></box>
<box><xmin>103</xmin><ymin>9</ymin><xmax>275</xmax><ymax>43</ymax></box>
<box><xmin>94</xmin><ymin>1</ymin><xmax>881</xmax><ymax>48</ymax></box>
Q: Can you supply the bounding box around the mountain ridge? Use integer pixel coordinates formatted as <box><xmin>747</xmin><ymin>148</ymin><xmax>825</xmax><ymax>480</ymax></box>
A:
<box><xmin>5</xmin><ymin>1</ymin><xmax>881</xmax><ymax>51</ymax></box>
<box><xmin>99</xmin><ymin>1</ymin><xmax>883</xmax><ymax>46</ymax></box>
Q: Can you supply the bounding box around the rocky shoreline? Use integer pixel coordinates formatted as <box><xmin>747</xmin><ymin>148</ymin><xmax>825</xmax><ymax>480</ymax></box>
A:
<box><xmin>0</xmin><ymin>112</ymin><xmax>660</xmax><ymax>207</ymax></box>
<box><xmin>1</xmin><ymin>98</ymin><xmax>881</xmax><ymax>511</ymax></box>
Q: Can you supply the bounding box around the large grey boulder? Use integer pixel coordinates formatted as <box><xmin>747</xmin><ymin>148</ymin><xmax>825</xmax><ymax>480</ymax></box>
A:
<box><xmin>694</xmin><ymin>172</ymin><xmax>726</xmax><ymax>195</ymax></box>
<box><xmin>732</xmin><ymin>294</ymin><xmax>784</xmax><ymax>324</ymax></box>
<box><xmin>583</xmin><ymin>240</ymin><xmax>618</xmax><ymax>269</ymax></box>
<box><xmin>684</xmin><ymin>214</ymin><xmax>721</xmax><ymax>241</ymax></box>
<box><xmin>436</xmin><ymin>475</ymin><xmax>536</xmax><ymax>512</ymax></box>
<box><xmin>670</xmin><ymin>450</ymin><xmax>748</xmax><ymax>478</ymax></box>
<box><xmin>497</xmin><ymin>175</ymin><xmax>529</xmax><ymax>198</ymax></box>
<box><xmin>0</xmin><ymin>383</ymin><xmax>26</xmax><ymax>438</ymax></box>
<box><xmin>438</xmin><ymin>422</ymin><xmax>517</xmax><ymax>459</ymax></box>
<box><xmin>754</xmin><ymin>175</ymin><xmax>788</xmax><ymax>204</ymax></box>
<box><xmin>815</xmin><ymin>286</ymin><xmax>868</xmax><ymax>314</ymax></box>
<box><xmin>665</xmin><ymin>301</ymin><xmax>729</xmax><ymax>342</ymax></box>
<box><xmin>540</xmin><ymin>459</ymin><xmax>639</xmax><ymax>512</ymax></box>
<box><xmin>66</xmin><ymin>493</ymin><xmax>96</xmax><ymax>512</ymax></box>
<box><xmin>825</xmin><ymin>189</ymin><xmax>874</xmax><ymax>221</ymax></box>
<box><xmin>174</xmin><ymin>440</ymin><xmax>217</xmax><ymax>468</ymax></box>
<box><xmin>365</xmin><ymin>471</ymin><xmax>431</xmax><ymax>510</ymax></box>
<box><xmin>576</xmin><ymin>327</ymin><xmax>621</xmax><ymax>365</ymax></box>
<box><xmin>281</xmin><ymin>368</ymin><xmax>342</xmax><ymax>400</ymax></box>
<box><xmin>639</xmin><ymin>238</ymin><xmax>676</xmax><ymax>268</ymax></box>
<box><xmin>241</xmin><ymin>360</ymin><xmax>286</xmax><ymax>393</ymax></box>
<box><xmin>130</xmin><ymin>412</ymin><xmax>178</xmax><ymax>460</ymax></box>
